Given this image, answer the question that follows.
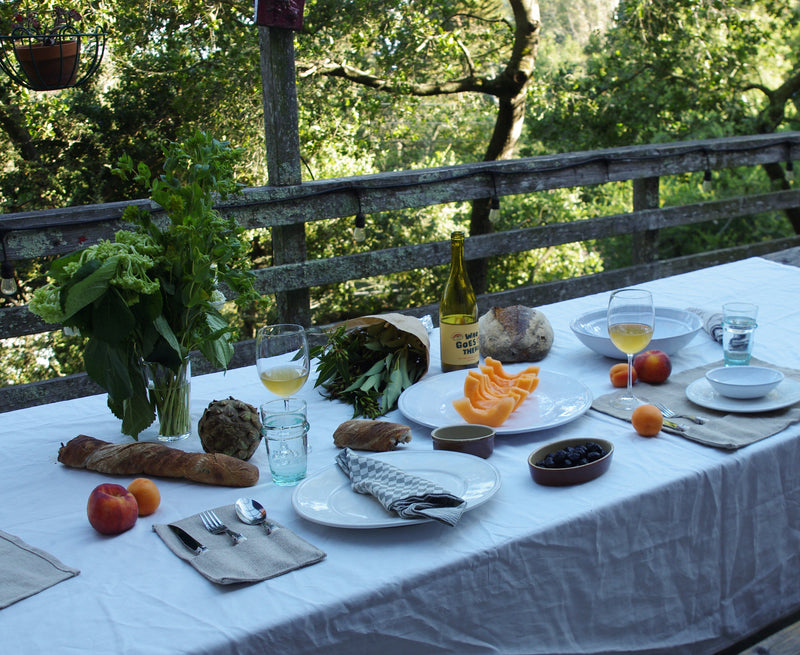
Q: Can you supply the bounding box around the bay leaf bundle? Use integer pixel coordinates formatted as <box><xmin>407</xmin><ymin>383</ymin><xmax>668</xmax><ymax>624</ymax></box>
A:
<box><xmin>311</xmin><ymin>313</ymin><xmax>429</xmax><ymax>418</ymax></box>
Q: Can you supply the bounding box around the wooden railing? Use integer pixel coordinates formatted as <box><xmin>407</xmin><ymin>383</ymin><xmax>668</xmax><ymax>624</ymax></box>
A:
<box><xmin>2</xmin><ymin>131</ymin><xmax>800</xmax><ymax>410</ymax></box>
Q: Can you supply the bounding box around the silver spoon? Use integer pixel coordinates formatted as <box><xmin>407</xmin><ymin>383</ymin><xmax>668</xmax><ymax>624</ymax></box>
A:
<box><xmin>234</xmin><ymin>497</ymin><xmax>275</xmax><ymax>535</ymax></box>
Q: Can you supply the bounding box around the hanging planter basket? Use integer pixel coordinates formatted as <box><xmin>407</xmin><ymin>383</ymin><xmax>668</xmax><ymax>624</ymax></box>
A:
<box><xmin>13</xmin><ymin>38</ymin><xmax>80</xmax><ymax>90</ymax></box>
<box><xmin>0</xmin><ymin>25</ymin><xmax>106</xmax><ymax>91</ymax></box>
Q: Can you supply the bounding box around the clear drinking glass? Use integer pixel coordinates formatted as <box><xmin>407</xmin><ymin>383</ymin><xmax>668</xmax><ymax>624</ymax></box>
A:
<box><xmin>722</xmin><ymin>302</ymin><xmax>758</xmax><ymax>366</ymax></box>
<box><xmin>260</xmin><ymin>398</ymin><xmax>308</xmax><ymax>486</ymax></box>
<box><xmin>607</xmin><ymin>288</ymin><xmax>655</xmax><ymax>411</ymax></box>
<box><xmin>255</xmin><ymin>324</ymin><xmax>310</xmax><ymax>407</ymax></box>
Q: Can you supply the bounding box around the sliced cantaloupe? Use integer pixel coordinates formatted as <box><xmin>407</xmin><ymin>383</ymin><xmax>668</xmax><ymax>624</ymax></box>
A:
<box><xmin>480</xmin><ymin>356</ymin><xmax>540</xmax><ymax>381</ymax></box>
<box><xmin>453</xmin><ymin>396</ymin><xmax>516</xmax><ymax>428</ymax></box>
<box><xmin>453</xmin><ymin>359</ymin><xmax>541</xmax><ymax>426</ymax></box>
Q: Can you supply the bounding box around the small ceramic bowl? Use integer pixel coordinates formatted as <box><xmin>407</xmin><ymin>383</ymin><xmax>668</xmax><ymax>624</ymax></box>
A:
<box><xmin>528</xmin><ymin>438</ymin><xmax>614</xmax><ymax>486</ymax></box>
<box><xmin>431</xmin><ymin>425</ymin><xmax>495</xmax><ymax>459</ymax></box>
<box><xmin>705</xmin><ymin>366</ymin><xmax>784</xmax><ymax>399</ymax></box>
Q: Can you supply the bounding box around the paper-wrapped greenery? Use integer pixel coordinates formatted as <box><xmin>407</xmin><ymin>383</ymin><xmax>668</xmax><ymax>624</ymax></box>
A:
<box><xmin>310</xmin><ymin>314</ymin><xmax>430</xmax><ymax>418</ymax></box>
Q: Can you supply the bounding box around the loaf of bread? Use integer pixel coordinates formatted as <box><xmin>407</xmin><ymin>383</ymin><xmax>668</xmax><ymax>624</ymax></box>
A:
<box><xmin>479</xmin><ymin>305</ymin><xmax>554</xmax><ymax>362</ymax></box>
<box><xmin>58</xmin><ymin>435</ymin><xmax>259</xmax><ymax>487</ymax></box>
<box><xmin>333</xmin><ymin>420</ymin><xmax>412</xmax><ymax>451</ymax></box>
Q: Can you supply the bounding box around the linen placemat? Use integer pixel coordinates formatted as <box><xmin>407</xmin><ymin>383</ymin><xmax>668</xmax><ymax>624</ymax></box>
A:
<box><xmin>153</xmin><ymin>505</ymin><xmax>325</xmax><ymax>585</ymax></box>
<box><xmin>336</xmin><ymin>448</ymin><xmax>466</xmax><ymax>526</ymax></box>
<box><xmin>0</xmin><ymin>530</ymin><xmax>80</xmax><ymax>609</ymax></box>
<box><xmin>593</xmin><ymin>358</ymin><xmax>800</xmax><ymax>450</ymax></box>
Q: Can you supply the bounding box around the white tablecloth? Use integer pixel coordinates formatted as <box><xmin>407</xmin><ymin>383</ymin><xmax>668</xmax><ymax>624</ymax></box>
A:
<box><xmin>3</xmin><ymin>257</ymin><xmax>800</xmax><ymax>654</ymax></box>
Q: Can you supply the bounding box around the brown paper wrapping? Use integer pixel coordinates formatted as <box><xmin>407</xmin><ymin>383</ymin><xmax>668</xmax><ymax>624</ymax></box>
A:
<box><xmin>343</xmin><ymin>313</ymin><xmax>430</xmax><ymax>374</ymax></box>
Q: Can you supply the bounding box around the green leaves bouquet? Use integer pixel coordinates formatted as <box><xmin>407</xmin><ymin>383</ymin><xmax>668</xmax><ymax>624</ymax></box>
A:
<box><xmin>29</xmin><ymin>131</ymin><xmax>261</xmax><ymax>439</ymax></box>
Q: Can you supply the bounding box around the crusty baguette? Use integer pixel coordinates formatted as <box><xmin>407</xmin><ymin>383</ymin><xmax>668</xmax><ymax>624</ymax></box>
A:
<box><xmin>333</xmin><ymin>419</ymin><xmax>412</xmax><ymax>452</ymax></box>
<box><xmin>58</xmin><ymin>435</ymin><xmax>259</xmax><ymax>487</ymax></box>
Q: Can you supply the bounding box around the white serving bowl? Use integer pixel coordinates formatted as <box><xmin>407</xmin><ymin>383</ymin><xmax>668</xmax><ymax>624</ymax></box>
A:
<box><xmin>705</xmin><ymin>366</ymin><xmax>784</xmax><ymax>399</ymax></box>
<box><xmin>570</xmin><ymin>306</ymin><xmax>702</xmax><ymax>359</ymax></box>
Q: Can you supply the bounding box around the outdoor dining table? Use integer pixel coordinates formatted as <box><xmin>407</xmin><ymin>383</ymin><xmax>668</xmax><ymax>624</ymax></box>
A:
<box><xmin>3</xmin><ymin>255</ymin><xmax>800</xmax><ymax>654</ymax></box>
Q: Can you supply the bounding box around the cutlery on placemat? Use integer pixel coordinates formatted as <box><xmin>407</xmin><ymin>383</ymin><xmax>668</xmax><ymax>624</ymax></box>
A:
<box><xmin>652</xmin><ymin>401</ymin><xmax>706</xmax><ymax>424</ymax></box>
<box><xmin>200</xmin><ymin>510</ymin><xmax>246</xmax><ymax>544</ymax></box>
<box><xmin>661</xmin><ymin>418</ymin><xmax>686</xmax><ymax>432</ymax></box>
<box><xmin>169</xmin><ymin>525</ymin><xmax>207</xmax><ymax>555</ymax></box>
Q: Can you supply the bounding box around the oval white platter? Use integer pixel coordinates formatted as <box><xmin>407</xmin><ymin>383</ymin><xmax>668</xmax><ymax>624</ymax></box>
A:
<box><xmin>397</xmin><ymin>368</ymin><xmax>592</xmax><ymax>435</ymax></box>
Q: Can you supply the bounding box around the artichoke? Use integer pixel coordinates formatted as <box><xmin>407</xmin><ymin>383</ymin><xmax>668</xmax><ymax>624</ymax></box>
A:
<box><xmin>198</xmin><ymin>397</ymin><xmax>262</xmax><ymax>461</ymax></box>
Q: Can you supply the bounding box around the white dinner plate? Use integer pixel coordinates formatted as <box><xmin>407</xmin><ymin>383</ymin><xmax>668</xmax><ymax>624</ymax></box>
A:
<box><xmin>397</xmin><ymin>368</ymin><xmax>592</xmax><ymax>434</ymax></box>
<box><xmin>685</xmin><ymin>376</ymin><xmax>800</xmax><ymax>413</ymax></box>
<box><xmin>291</xmin><ymin>450</ymin><xmax>501</xmax><ymax>529</ymax></box>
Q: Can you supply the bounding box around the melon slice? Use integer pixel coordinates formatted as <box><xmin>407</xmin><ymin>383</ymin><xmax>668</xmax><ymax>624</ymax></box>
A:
<box><xmin>452</xmin><ymin>396</ymin><xmax>515</xmax><ymax>428</ymax></box>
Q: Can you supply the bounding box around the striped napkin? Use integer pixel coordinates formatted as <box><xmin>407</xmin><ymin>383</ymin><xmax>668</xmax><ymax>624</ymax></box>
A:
<box><xmin>336</xmin><ymin>448</ymin><xmax>466</xmax><ymax>526</ymax></box>
<box><xmin>687</xmin><ymin>307</ymin><xmax>723</xmax><ymax>343</ymax></box>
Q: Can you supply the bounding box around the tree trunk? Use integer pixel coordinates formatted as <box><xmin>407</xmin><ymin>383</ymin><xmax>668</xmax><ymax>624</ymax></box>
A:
<box><xmin>467</xmin><ymin>93</ymin><xmax>528</xmax><ymax>292</ymax></box>
<box><xmin>468</xmin><ymin>0</ymin><xmax>540</xmax><ymax>293</ymax></box>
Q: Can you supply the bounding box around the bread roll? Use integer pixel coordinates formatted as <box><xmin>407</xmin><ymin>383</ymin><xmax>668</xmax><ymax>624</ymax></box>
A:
<box><xmin>333</xmin><ymin>420</ymin><xmax>412</xmax><ymax>451</ymax></box>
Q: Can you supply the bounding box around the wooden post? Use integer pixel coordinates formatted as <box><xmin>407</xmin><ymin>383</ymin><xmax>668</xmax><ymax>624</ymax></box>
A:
<box><xmin>258</xmin><ymin>23</ymin><xmax>311</xmax><ymax>326</ymax></box>
<box><xmin>632</xmin><ymin>177</ymin><xmax>660</xmax><ymax>265</ymax></box>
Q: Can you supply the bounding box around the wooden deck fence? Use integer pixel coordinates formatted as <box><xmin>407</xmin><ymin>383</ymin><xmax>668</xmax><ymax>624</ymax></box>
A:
<box><xmin>2</xmin><ymin>131</ymin><xmax>800</xmax><ymax>410</ymax></box>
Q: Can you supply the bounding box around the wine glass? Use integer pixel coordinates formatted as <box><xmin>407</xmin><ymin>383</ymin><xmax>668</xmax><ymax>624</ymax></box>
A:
<box><xmin>256</xmin><ymin>324</ymin><xmax>310</xmax><ymax>407</ymax></box>
<box><xmin>607</xmin><ymin>289</ymin><xmax>654</xmax><ymax>411</ymax></box>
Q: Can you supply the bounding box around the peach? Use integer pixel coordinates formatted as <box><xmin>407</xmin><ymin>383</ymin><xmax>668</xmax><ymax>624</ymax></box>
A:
<box><xmin>609</xmin><ymin>363</ymin><xmax>637</xmax><ymax>388</ymax></box>
<box><xmin>633</xmin><ymin>349</ymin><xmax>672</xmax><ymax>384</ymax></box>
<box><xmin>87</xmin><ymin>483</ymin><xmax>138</xmax><ymax>535</ymax></box>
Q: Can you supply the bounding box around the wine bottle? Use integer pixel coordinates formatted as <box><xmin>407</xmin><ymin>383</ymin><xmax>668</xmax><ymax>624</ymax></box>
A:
<box><xmin>439</xmin><ymin>231</ymin><xmax>479</xmax><ymax>372</ymax></box>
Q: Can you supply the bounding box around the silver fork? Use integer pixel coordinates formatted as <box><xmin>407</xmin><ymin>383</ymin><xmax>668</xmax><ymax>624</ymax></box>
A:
<box><xmin>653</xmin><ymin>401</ymin><xmax>706</xmax><ymax>425</ymax></box>
<box><xmin>199</xmin><ymin>510</ymin><xmax>246</xmax><ymax>545</ymax></box>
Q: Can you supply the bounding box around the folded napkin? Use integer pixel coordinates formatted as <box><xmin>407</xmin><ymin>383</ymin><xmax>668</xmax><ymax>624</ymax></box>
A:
<box><xmin>593</xmin><ymin>358</ymin><xmax>800</xmax><ymax>450</ymax></box>
<box><xmin>336</xmin><ymin>448</ymin><xmax>467</xmax><ymax>526</ymax></box>
<box><xmin>0</xmin><ymin>530</ymin><xmax>79</xmax><ymax>609</ymax></box>
<box><xmin>687</xmin><ymin>307</ymin><xmax>723</xmax><ymax>343</ymax></box>
<box><xmin>153</xmin><ymin>505</ymin><xmax>325</xmax><ymax>585</ymax></box>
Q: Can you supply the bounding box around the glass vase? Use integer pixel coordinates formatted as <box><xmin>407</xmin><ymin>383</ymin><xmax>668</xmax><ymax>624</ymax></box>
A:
<box><xmin>144</xmin><ymin>357</ymin><xmax>192</xmax><ymax>442</ymax></box>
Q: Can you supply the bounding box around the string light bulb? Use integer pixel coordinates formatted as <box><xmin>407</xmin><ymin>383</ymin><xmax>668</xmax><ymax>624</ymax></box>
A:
<box><xmin>1</xmin><ymin>236</ymin><xmax>15</xmax><ymax>295</ymax></box>
<box><xmin>1</xmin><ymin>259</ymin><xmax>16</xmax><ymax>295</ymax></box>
<box><xmin>353</xmin><ymin>211</ymin><xmax>366</xmax><ymax>242</ymax></box>
<box><xmin>489</xmin><ymin>174</ymin><xmax>501</xmax><ymax>223</ymax></box>
<box><xmin>489</xmin><ymin>195</ymin><xmax>501</xmax><ymax>223</ymax></box>
<box><xmin>702</xmin><ymin>169</ymin><xmax>712</xmax><ymax>193</ymax></box>
<box><xmin>786</xmin><ymin>160</ymin><xmax>794</xmax><ymax>182</ymax></box>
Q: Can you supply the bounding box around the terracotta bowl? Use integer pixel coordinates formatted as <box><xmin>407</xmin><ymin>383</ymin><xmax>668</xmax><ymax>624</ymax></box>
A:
<box><xmin>431</xmin><ymin>425</ymin><xmax>495</xmax><ymax>459</ymax></box>
<box><xmin>528</xmin><ymin>438</ymin><xmax>613</xmax><ymax>486</ymax></box>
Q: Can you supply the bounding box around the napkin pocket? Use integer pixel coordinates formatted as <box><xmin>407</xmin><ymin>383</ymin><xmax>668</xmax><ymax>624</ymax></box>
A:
<box><xmin>0</xmin><ymin>530</ymin><xmax>79</xmax><ymax>609</ymax></box>
<box><xmin>153</xmin><ymin>505</ymin><xmax>325</xmax><ymax>585</ymax></box>
<box><xmin>336</xmin><ymin>447</ymin><xmax>466</xmax><ymax>526</ymax></box>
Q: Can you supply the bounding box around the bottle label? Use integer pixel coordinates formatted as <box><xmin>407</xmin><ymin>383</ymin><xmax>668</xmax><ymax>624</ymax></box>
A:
<box><xmin>440</xmin><ymin>321</ymin><xmax>479</xmax><ymax>367</ymax></box>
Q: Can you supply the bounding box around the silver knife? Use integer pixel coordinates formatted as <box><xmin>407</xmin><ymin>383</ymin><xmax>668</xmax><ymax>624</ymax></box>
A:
<box><xmin>169</xmin><ymin>524</ymin><xmax>208</xmax><ymax>555</ymax></box>
<box><xmin>662</xmin><ymin>419</ymin><xmax>686</xmax><ymax>432</ymax></box>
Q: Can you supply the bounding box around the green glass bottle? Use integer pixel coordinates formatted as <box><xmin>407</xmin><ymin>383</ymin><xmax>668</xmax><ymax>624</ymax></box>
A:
<box><xmin>439</xmin><ymin>231</ymin><xmax>479</xmax><ymax>372</ymax></box>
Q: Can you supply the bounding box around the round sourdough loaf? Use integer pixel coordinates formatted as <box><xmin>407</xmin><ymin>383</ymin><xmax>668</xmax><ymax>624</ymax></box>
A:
<box><xmin>479</xmin><ymin>305</ymin><xmax>553</xmax><ymax>362</ymax></box>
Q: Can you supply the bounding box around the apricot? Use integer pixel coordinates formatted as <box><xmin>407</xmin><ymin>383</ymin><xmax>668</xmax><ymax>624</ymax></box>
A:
<box><xmin>633</xmin><ymin>349</ymin><xmax>671</xmax><ymax>384</ymax></box>
<box><xmin>631</xmin><ymin>404</ymin><xmax>663</xmax><ymax>437</ymax></box>
<box><xmin>127</xmin><ymin>478</ymin><xmax>161</xmax><ymax>516</ymax></box>
<box><xmin>609</xmin><ymin>363</ymin><xmax>637</xmax><ymax>388</ymax></box>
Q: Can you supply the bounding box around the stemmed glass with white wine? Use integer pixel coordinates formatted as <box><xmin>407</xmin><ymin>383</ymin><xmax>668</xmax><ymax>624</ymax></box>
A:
<box><xmin>607</xmin><ymin>289</ymin><xmax>654</xmax><ymax>411</ymax></box>
<box><xmin>256</xmin><ymin>324</ymin><xmax>310</xmax><ymax>405</ymax></box>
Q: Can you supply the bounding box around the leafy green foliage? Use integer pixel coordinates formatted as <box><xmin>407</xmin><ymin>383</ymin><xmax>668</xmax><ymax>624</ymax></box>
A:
<box><xmin>27</xmin><ymin>131</ymin><xmax>262</xmax><ymax>437</ymax></box>
<box><xmin>311</xmin><ymin>321</ymin><xmax>429</xmax><ymax>418</ymax></box>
